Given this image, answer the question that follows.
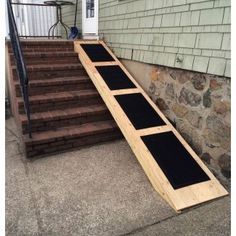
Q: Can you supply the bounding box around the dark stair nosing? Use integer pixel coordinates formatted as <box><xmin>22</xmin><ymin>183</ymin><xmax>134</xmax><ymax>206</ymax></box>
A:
<box><xmin>17</xmin><ymin>90</ymin><xmax>100</xmax><ymax>105</ymax></box>
<box><xmin>8</xmin><ymin>40</ymin><xmax>122</xmax><ymax>158</ymax></box>
<box><xmin>14</xmin><ymin>76</ymin><xmax>91</xmax><ymax>87</ymax></box>
<box><xmin>20</xmin><ymin>104</ymin><xmax>109</xmax><ymax>124</ymax></box>
<box><xmin>8</xmin><ymin>46</ymin><xmax>75</xmax><ymax>53</ymax></box>
<box><xmin>20</xmin><ymin>41</ymin><xmax>74</xmax><ymax>46</ymax></box>
<box><xmin>12</xmin><ymin>63</ymin><xmax>84</xmax><ymax>72</ymax></box>
<box><xmin>24</xmin><ymin>120</ymin><xmax>119</xmax><ymax>145</ymax></box>
<box><xmin>10</xmin><ymin>51</ymin><xmax>78</xmax><ymax>57</ymax></box>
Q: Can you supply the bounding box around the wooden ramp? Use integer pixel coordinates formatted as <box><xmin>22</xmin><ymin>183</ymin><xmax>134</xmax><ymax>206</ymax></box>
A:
<box><xmin>74</xmin><ymin>40</ymin><xmax>228</xmax><ymax>212</ymax></box>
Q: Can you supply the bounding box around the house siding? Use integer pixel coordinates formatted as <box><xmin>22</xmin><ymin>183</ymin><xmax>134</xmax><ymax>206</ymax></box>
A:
<box><xmin>61</xmin><ymin>0</ymin><xmax>82</xmax><ymax>37</ymax></box>
<box><xmin>98</xmin><ymin>0</ymin><xmax>230</xmax><ymax>77</ymax></box>
<box><xmin>61</xmin><ymin>0</ymin><xmax>231</xmax><ymax>179</ymax></box>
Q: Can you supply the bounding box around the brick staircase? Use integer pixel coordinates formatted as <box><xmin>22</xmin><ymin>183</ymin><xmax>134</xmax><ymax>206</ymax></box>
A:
<box><xmin>7</xmin><ymin>41</ymin><xmax>122</xmax><ymax>158</ymax></box>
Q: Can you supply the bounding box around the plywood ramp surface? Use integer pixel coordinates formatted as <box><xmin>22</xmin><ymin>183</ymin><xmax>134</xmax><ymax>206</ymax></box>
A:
<box><xmin>74</xmin><ymin>40</ymin><xmax>228</xmax><ymax>212</ymax></box>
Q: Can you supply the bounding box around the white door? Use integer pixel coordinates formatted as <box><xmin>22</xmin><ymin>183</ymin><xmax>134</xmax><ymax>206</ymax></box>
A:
<box><xmin>82</xmin><ymin>0</ymin><xmax>98</xmax><ymax>39</ymax></box>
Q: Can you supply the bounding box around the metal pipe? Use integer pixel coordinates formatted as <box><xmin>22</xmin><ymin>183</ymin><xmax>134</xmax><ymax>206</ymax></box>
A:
<box><xmin>7</xmin><ymin>0</ymin><xmax>32</xmax><ymax>138</ymax></box>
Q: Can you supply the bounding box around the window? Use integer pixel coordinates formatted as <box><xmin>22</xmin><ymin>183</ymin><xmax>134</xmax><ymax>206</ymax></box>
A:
<box><xmin>86</xmin><ymin>0</ymin><xmax>94</xmax><ymax>18</ymax></box>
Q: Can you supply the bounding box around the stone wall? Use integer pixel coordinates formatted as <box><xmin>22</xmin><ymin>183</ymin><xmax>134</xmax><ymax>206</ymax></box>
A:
<box><xmin>60</xmin><ymin>0</ymin><xmax>231</xmax><ymax>183</ymax></box>
<box><xmin>121</xmin><ymin>59</ymin><xmax>230</xmax><ymax>182</ymax></box>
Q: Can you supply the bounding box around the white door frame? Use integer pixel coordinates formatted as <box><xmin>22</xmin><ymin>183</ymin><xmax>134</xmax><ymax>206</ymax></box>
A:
<box><xmin>82</xmin><ymin>0</ymin><xmax>99</xmax><ymax>39</ymax></box>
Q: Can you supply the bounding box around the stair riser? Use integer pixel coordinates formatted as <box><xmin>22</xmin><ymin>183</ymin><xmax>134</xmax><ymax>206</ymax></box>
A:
<box><xmin>10</xmin><ymin>56</ymin><xmax>79</xmax><ymax>65</ymax></box>
<box><xmin>26</xmin><ymin>130</ymin><xmax>122</xmax><ymax>158</ymax></box>
<box><xmin>15</xmin><ymin>82</ymin><xmax>94</xmax><ymax>96</ymax></box>
<box><xmin>24</xmin><ymin>48</ymin><xmax>74</xmax><ymax>53</ymax></box>
<box><xmin>18</xmin><ymin>96</ymin><xmax>104</xmax><ymax>114</ymax></box>
<box><xmin>22</xmin><ymin>112</ymin><xmax>112</xmax><ymax>134</ymax></box>
<box><xmin>9</xmin><ymin>41</ymin><xmax>73</xmax><ymax>47</ymax></box>
<box><xmin>21</xmin><ymin>42</ymin><xmax>73</xmax><ymax>46</ymax></box>
<box><xmin>8</xmin><ymin>41</ymin><xmax>122</xmax><ymax>159</ymax></box>
<box><xmin>13</xmin><ymin>69</ymin><xmax>87</xmax><ymax>80</ymax></box>
<box><xmin>8</xmin><ymin>46</ymin><xmax>74</xmax><ymax>53</ymax></box>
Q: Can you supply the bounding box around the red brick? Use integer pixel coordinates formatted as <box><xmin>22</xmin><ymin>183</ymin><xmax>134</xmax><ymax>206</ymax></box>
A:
<box><xmin>8</xmin><ymin>40</ymin><xmax>121</xmax><ymax>158</ymax></box>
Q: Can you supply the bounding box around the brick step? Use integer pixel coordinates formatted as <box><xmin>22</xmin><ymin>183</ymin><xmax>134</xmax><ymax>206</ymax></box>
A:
<box><xmin>20</xmin><ymin>104</ymin><xmax>112</xmax><ymax>134</ymax></box>
<box><xmin>12</xmin><ymin>63</ymin><xmax>83</xmax><ymax>72</ymax></box>
<box><xmin>9</xmin><ymin>45</ymin><xmax>75</xmax><ymax>53</ymax></box>
<box><xmin>12</xmin><ymin>63</ymin><xmax>87</xmax><ymax>80</ymax></box>
<box><xmin>23</xmin><ymin>47</ymin><xmax>74</xmax><ymax>53</ymax></box>
<box><xmin>8</xmin><ymin>41</ymin><xmax>74</xmax><ymax>53</ymax></box>
<box><xmin>14</xmin><ymin>76</ymin><xmax>94</xmax><ymax>96</ymax></box>
<box><xmin>10</xmin><ymin>51</ymin><xmax>79</xmax><ymax>65</ymax></box>
<box><xmin>20</xmin><ymin>41</ymin><xmax>74</xmax><ymax>47</ymax></box>
<box><xmin>24</xmin><ymin>120</ymin><xmax>122</xmax><ymax>158</ymax></box>
<box><xmin>7</xmin><ymin>40</ymin><xmax>122</xmax><ymax>159</ymax></box>
<box><xmin>17</xmin><ymin>90</ymin><xmax>103</xmax><ymax>114</ymax></box>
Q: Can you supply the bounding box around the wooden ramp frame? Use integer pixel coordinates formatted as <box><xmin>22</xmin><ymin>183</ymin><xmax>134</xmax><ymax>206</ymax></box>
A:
<box><xmin>74</xmin><ymin>40</ymin><xmax>228</xmax><ymax>212</ymax></box>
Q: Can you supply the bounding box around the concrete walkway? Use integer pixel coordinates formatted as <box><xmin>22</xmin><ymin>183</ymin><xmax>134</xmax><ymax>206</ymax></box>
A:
<box><xmin>6</xmin><ymin>117</ymin><xmax>230</xmax><ymax>236</ymax></box>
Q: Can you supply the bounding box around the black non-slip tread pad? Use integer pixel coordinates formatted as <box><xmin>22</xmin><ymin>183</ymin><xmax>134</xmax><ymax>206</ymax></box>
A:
<box><xmin>96</xmin><ymin>65</ymin><xmax>137</xmax><ymax>90</ymax></box>
<box><xmin>141</xmin><ymin>132</ymin><xmax>210</xmax><ymax>189</ymax></box>
<box><xmin>80</xmin><ymin>44</ymin><xmax>115</xmax><ymax>62</ymax></box>
<box><xmin>115</xmin><ymin>93</ymin><xmax>166</xmax><ymax>130</ymax></box>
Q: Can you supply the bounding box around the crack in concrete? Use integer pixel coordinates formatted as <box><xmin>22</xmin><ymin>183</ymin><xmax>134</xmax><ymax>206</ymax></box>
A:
<box><xmin>6</xmin><ymin>118</ymin><xmax>230</xmax><ymax>235</ymax></box>
<box><xmin>118</xmin><ymin>214</ymin><xmax>178</xmax><ymax>236</ymax></box>
<box><xmin>6</xmin><ymin>119</ymin><xmax>43</xmax><ymax>235</ymax></box>
<box><xmin>6</xmin><ymin>126</ymin><xmax>20</xmax><ymax>139</ymax></box>
<box><xmin>19</xmin><ymin>153</ymin><xmax>45</xmax><ymax>235</ymax></box>
<box><xmin>118</xmin><ymin>195</ymin><xmax>230</xmax><ymax>236</ymax></box>
<box><xmin>16</xmin><ymin>141</ymin><xmax>24</xmax><ymax>156</ymax></box>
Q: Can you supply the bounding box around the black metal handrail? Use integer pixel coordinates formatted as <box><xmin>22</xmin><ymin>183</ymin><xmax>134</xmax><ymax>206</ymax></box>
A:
<box><xmin>7</xmin><ymin>0</ymin><xmax>32</xmax><ymax>138</ymax></box>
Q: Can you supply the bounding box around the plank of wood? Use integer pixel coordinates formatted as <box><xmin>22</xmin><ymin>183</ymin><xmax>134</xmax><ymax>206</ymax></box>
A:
<box><xmin>111</xmin><ymin>88</ymin><xmax>140</xmax><ymax>96</ymax></box>
<box><xmin>74</xmin><ymin>40</ymin><xmax>228</xmax><ymax>212</ymax></box>
<box><xmin>137</xmin><ymin>125</ymin><xmax>172</xmax><ymax>136</ymax></box>
<box><xmin>93</xmin><ymin>61</ymin><xmax>119</xmax><ymax>66</ymax></box>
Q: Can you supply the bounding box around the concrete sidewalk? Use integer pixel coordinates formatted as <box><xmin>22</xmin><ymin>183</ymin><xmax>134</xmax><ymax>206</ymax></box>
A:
<box><xmin>6</xmin><ymin>117</ymin><xmax>230</xmax><ymax>236</ymax></box>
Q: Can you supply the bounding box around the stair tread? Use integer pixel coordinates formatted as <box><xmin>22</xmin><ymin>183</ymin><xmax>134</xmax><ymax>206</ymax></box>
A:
<box><xmin>20</xmin><ymin>40</ymin><xmax>74</xmax><ymax>46</ymax></box>
<box><xmin>14</xmin><ymin>76</ymin><xmax>91</xmax><ymax>86</ymax></box>
<box><xmin>17</xmin><ymin>89</ymin><xmax>99</xmax><ymax>104</ymax></box>
<box><xmin>20</xmin><ymin>104</ymin><xmax>108</xmax><ymax>123</ymax></box>
<box><xmin>12</xmin><ymin>63</ymin><xmax>83</xmax><ymax>71</ymax></box>
<box><xmin>10</xmin><ymin>51</ymin><xmax>77</xmax><ymax>57</ymax></box>
<box><xmin>9</xmin><ymin>40</ymin><xmax>120</xmax><ymax>157</ymax></box>
<box><xmin>24</xmin><ymin>120</ymin><xmax>118</xmax><ymax>144</ymax></box>
<box><xmin>21</xmin><ymin>48</ymin><xmax>74</xmax><ymax>52</ymax></box>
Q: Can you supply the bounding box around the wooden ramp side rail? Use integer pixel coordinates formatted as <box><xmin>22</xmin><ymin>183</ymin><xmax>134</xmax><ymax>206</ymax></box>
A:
<box><xmin>74</xmin><ymin>40</ymin><xmax>228</xmax><ymax>212</ymax></box>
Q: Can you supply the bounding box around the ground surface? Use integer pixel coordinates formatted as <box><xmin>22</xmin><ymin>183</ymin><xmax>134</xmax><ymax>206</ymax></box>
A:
<box><xmin>6</xmin><ymin>117</ymin><xmax>230</xmax><ymax>236</ymax></box>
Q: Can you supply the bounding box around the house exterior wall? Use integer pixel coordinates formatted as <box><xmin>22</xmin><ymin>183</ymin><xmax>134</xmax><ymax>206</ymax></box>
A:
<box><xmin>61</xmin><ymin>0</ymin><xmax>231</xmax><ymax>181</ymax></box>
<box><xmin>99</xmin><ymin>0</ymin><xmax>231</xmax><ymax>181</ymax></box>
<box><xmin>99</xmin><ymin>0</ymin><xmax>230</xmax><ymax>77</ymax></box>
<box><xmin>11</xmin><ymin>0</ymin><xmax>58</xmax><ymax>37</ymax></box>
<box><xmin>61</xmin><ymin>0</ymin><xmax>82</xmax><ymax>38</ymax></box>
<box><xmin>121</xmin><ymin>58</ymin><xmax>230</xmax><ymax>181</ymax></box>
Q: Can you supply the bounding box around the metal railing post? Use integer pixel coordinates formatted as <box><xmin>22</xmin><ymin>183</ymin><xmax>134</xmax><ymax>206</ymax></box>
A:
<box><xmin>7</xmin><ymin>0</ymin><xmax>32</xmax><ymax>138</ymax></box>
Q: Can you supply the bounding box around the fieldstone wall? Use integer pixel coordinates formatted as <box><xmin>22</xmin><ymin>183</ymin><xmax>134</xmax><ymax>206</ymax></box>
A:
<box><xmin>147</xmin><ymin>66</ymin><xmax>231</xmax><ymax>181</ymax></box>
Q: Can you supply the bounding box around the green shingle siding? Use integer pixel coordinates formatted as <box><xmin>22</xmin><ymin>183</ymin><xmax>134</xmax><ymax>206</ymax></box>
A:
<box><xmin>62</xmin><ymin>0</ymin><xmax>230</xmax><ymax>77</ymax></box>
<box><xmin>98</xmin><ymin>0</ymin><xmax>230</xmax><ymax>76</ymax></box>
